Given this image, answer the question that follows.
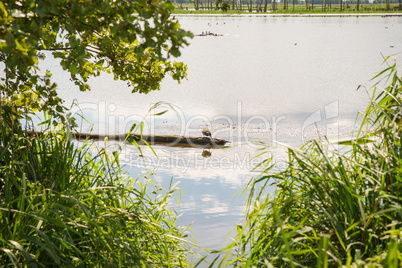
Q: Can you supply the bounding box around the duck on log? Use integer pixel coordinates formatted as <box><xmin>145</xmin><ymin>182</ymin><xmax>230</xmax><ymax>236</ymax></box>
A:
<box><xmin>26</xmin><ymin>130</ymin><xmax>229</xmax><ymax>147</ymax></box>
<box><xmin>73</xmin><ymin>133</ymin><xmax>229</xmax><ymax>146</ymax></box>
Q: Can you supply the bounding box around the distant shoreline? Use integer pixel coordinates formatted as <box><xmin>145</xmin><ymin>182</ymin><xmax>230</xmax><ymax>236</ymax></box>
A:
<box><xmin>172</xmin><ymin>12</ymin><xmax>402</xmax><ymax>17</ymax></box>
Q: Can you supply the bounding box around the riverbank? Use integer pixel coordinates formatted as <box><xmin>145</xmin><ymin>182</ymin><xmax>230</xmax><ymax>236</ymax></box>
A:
<box><xmin>171</xmin><ymin>3</ymin><xmax>402</xmax><ymax>16</ymax></box>
<box><xmin>173</xmin><ymin>12</ymin><xmax>402</xmax><ymax>17</ymax></box>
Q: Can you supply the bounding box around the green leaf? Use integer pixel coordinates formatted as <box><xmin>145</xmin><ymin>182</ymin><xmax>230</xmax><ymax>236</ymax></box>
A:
<box><xmin>129</xmin><ymin>138</ymin><xmax>143</xmax><ymax>156</ymax></box>
<box><xmin>124</xmin><ymin>123</ymin><xmax>137</xmax><ymax>142</ymax></box>
<box><xmin>101</xmin><ymin>38</ymin><xmax>112</xmax><ymax>48</ymax></box>
<box><xmin>141</xmin><ymin>139</ymin><xmax>158</xmax><ymax>158</ymax></box>
<box><xmin>151</xmin><ymin>109</ymin><xmax>168</xmax><ymax>116</ymax></box>
<box><xmin>15</xmin><ymin>39</ymin><xmax>28</xmax><ymax>51</ymax></box>
<box><xmin>53</xmin><ymin>52</ymin><xmax>66</xmax><ymax>59</ymax></box>
<box><xmin>69</xmin><ymin>64</ymin><xmax>78</xmax><ymax>75</ymax></box>
<box><xmin>2</xmin><ymin>248</ymin><xmax>19</xmax><ymax>266</ymax></box>
<box><xmin>112</xmin><ymin>151</ymin><xmax>120</xmax><ymax>166</ymax></box>
<box><xmin>9</xmin><ymin>240</ymin><xmax>37</xmax><ymax>267</ymax></box>
<box><xmin>170</xmin><ymin>47</ymin><xmax>180</xmax><ymax>57</ymax></box>
<box><xmin>110</xmin><ymin>24</ymin><xmax>121</xmax><ymax>34</ymax></box>
<box><xmin>140</xmin><ymin>122</ymin><xmax>144</xmax><ymax>139</ymax></box>
<box><xmin>51</xmin><ymin>22</ymin><xmax>59</xmax><ymax>33</ymax></box>
<box><xmin>0</xmin><ymin>2</ymin><xmax>8</xmax><ymax>17</ymax></box>
<box><xmin>5</xmin><ymin>33</ymin><xmax>15</xmax><ymax>47</ymax></box>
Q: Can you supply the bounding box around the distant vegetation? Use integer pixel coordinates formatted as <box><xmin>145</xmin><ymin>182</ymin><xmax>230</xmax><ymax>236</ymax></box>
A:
<box><xmin>172</xmin><ymin>0</ymin><xmax>402</xmax><ymax>13</ymax></box>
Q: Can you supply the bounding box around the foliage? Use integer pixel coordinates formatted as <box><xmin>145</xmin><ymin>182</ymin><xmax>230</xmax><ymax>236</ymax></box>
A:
<box><xmin>0</xmin><ymin>0</ymin><xmax>193</xmax><ymax>124</ymax></box>
<box><xmin>0</xmin><ymin>112</ymin><xmax>192</xmax><ymax>266</ymax></box>
<box><xmin>215</xmin><ymin>0</ymin><xmax>232</xmax><ymax>11</ymax></box>
<box><xmin>205</xmin><ymin>58</ymin><xmax>402</xmax><ymax>267</ymax></box>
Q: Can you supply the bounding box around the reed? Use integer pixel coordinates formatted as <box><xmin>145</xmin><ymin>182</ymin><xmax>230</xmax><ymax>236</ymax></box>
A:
<box><xmin>209</xmin><ymin>57</ymin><xmax>402</xmax><ymax>267</ymax></box>
<box><xmin>0</xmin><ymin>111</ymin><xmax>192</xmax><ymax>266</ymax></box>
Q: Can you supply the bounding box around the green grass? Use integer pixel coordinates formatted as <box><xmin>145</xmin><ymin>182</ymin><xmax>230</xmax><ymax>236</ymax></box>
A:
<box><xmin>0</xmin><ymin>114</ymin><xmax>193</xmax><ymax>266</ymax></box>
<box><xmin>203</xmin><ymin>57</ymin><xmax>402</xmax><ymax>267</ymax></box>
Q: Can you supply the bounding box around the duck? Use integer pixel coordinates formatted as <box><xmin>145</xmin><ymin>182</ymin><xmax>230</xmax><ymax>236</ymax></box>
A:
<box><xmin>202</xmin><ymin>128</ymin><xmax>212</xmax><ymax>138</ymax></box>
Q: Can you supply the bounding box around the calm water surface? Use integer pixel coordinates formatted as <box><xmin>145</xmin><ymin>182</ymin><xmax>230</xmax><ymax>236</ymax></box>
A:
<box><xmin>47</xmin><ymin>16</ymin><xmax>402</xmax><ymax>252</ymax></box>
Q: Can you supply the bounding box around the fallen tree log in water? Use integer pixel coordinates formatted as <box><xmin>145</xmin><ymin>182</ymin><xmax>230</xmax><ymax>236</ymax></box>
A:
<box><xmin>27</xmin><ymin>131</ymin><xmax>230</xmax><ymax>147</ymax></box>
<box><xmin>75</xmin><ymin>133</ymin><xmax>229</xmax><ymax>146</ymax></box>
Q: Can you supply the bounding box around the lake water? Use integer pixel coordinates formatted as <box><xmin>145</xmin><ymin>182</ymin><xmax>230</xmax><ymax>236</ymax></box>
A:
<box><xmin>44</xmin><ymin>15</ymin><xmax>402</xmax><ymax>256</ymax></box>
